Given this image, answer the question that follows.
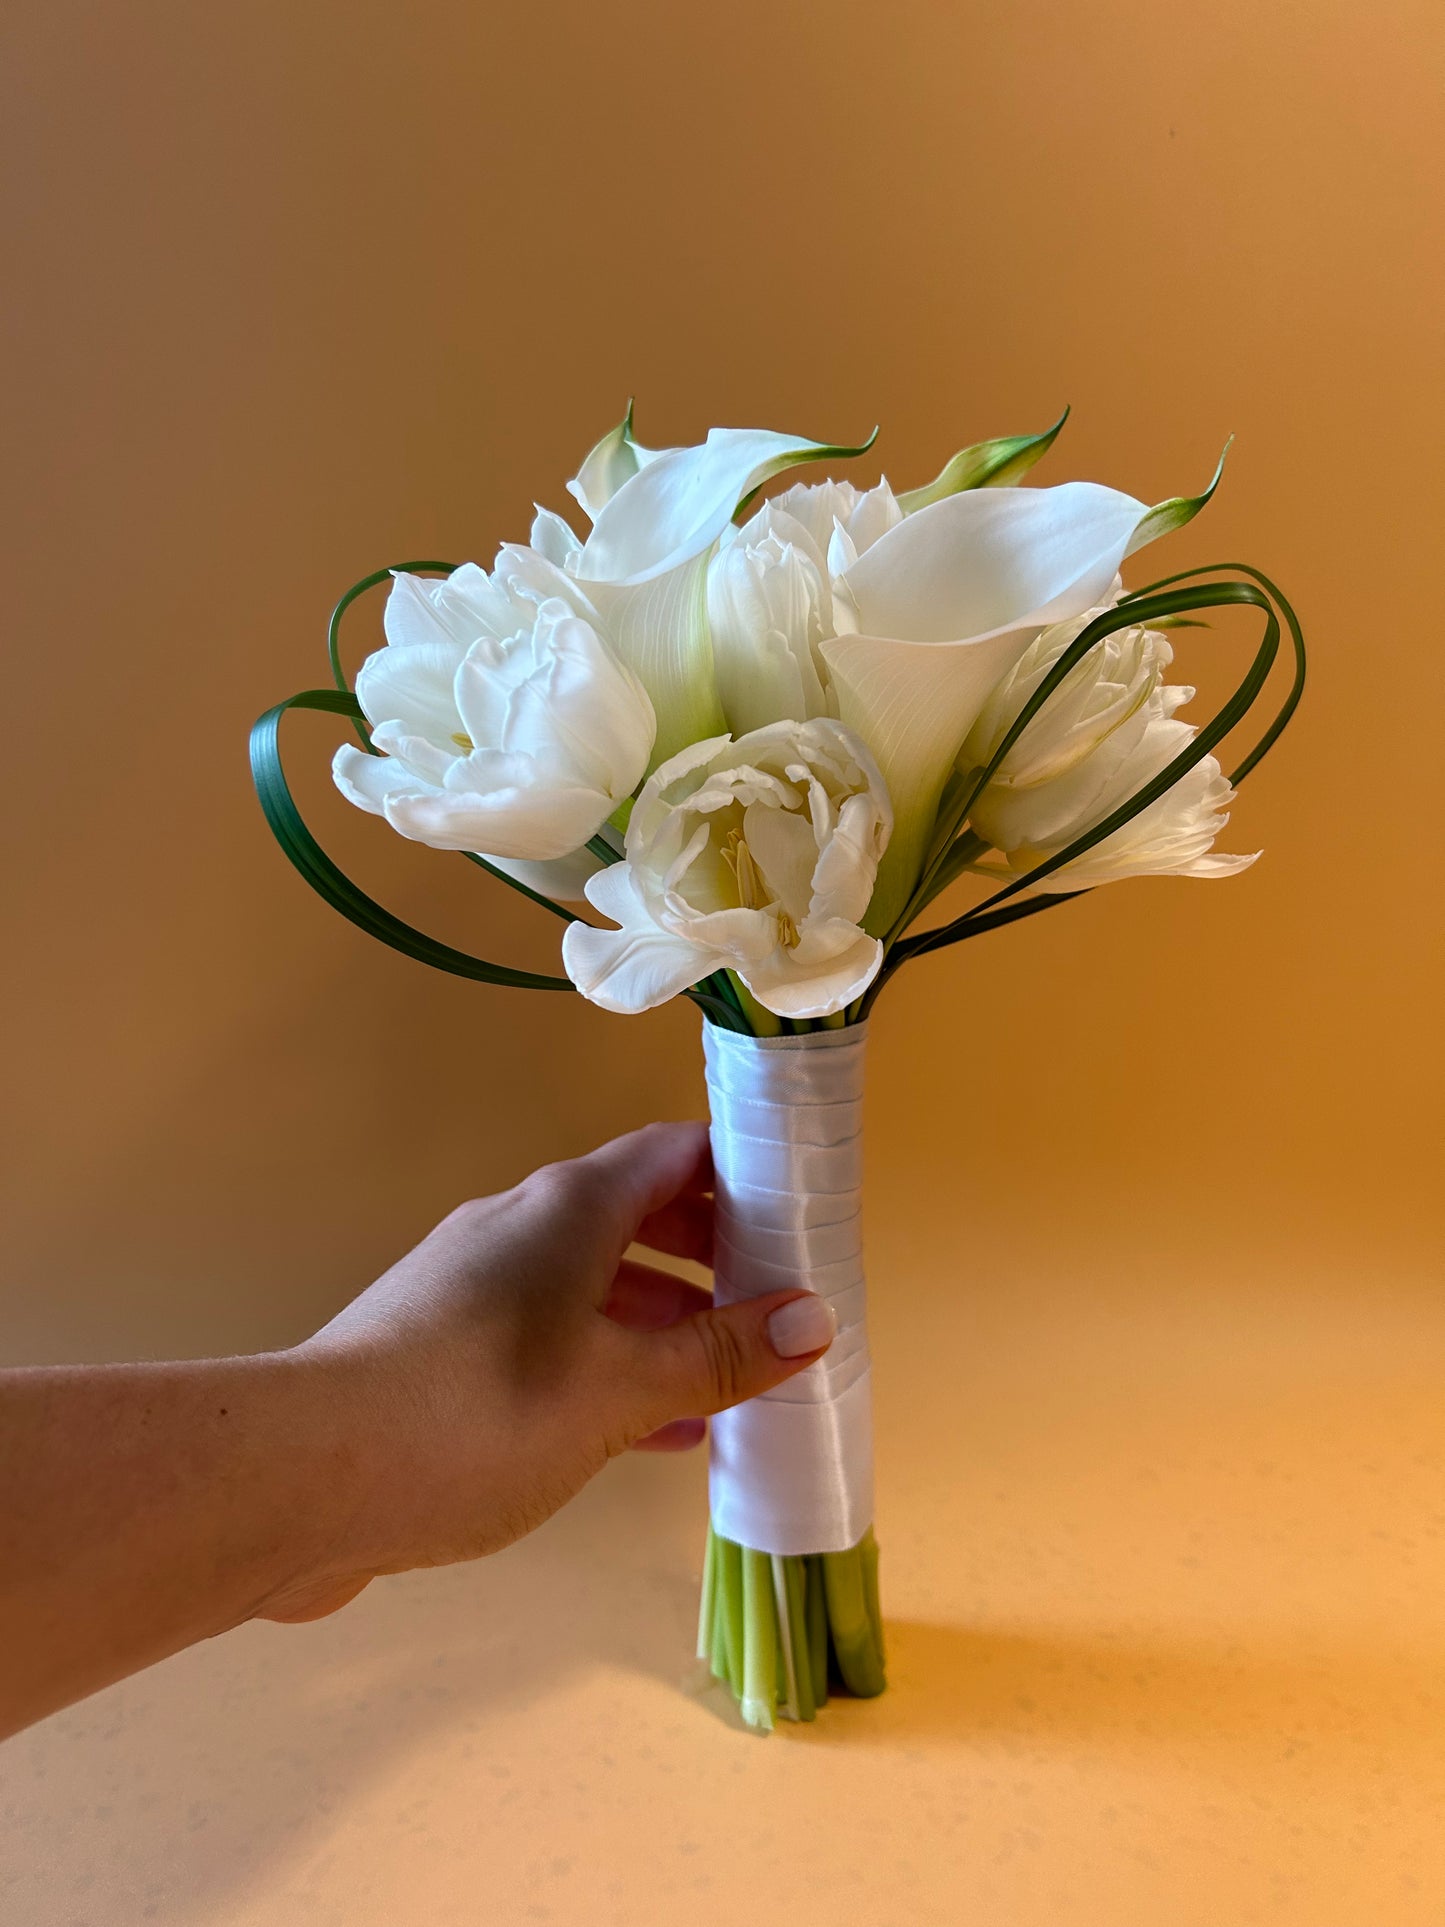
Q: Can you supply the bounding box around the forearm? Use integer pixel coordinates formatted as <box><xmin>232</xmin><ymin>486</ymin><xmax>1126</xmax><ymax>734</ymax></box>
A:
<box><xmin>0</xmin><ymin>1350</ymin><xmax>362</xmax><ymax>1739</ymax></box>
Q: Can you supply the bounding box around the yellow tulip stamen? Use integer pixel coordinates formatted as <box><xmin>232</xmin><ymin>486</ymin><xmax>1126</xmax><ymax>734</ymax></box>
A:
<box><xmin>451</xmin><ymin>731</ymin><xmax>475</xmax><ymax>751</ymax></box>
<box><xmin>721</xmin><ymin>827</ymin><xmax>801</xmax><ymax>950</ymax></box>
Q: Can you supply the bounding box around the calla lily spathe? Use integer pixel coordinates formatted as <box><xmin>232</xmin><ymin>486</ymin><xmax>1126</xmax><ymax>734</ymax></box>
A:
<box><xmin>332</xmin><ymin>564</ymin><xmax>655</xmax><ymax>861</ymax></box>
<box><xmin>525</xmin><ymin>418</ymin><xmax>880</xmax><ymax>768</ymax></box>
<box><xmin>562</xmin><ymin>719</ymin><xmax>892</xmax><ymax>1019</ymax></box>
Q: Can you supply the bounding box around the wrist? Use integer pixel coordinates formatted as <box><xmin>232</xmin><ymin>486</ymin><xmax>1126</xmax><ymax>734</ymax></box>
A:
<box><xmin>235</xmin><ymin>1346</ymin><xmax>387</xmax><ymax>1621</ymax></box>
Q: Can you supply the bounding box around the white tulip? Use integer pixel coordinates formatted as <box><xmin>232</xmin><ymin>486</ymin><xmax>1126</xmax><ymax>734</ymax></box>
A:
<box><xmin>332</xmin><ymin>564</ymin><xmax>655</xmax><ymax>862</ymax></box>
<box><xmin>961</xmin><ymin>600</ymin><xmax>1178</xmax><ymax>791</ymax></box>
<box><xmin>972</xmin><ymin>705</ymin><xmax>1257</xmax><ymax>889</ymax></box>
<box><xmin>704</xmin><ymin>480</ymin><xmax>903</xmax><ymax>738</ymax></box>
<box><xmin>761</xmin><ymin>476</ymin><xmax>903</xmax><ymax>572</ymax></box>
<box><xmin>562</xmin><ymin>719</ymin><xmax>892</xmax><ymax>1019</ymax></box>
<box><xmin>819</xmin><ymin>477</ymin><xmax>1218</xmax><ymax>931</ymax></box>
<box><xmin>706</xmin><ymin>507</ymin><xmax>835</xmax><ymax>735</ymax></box>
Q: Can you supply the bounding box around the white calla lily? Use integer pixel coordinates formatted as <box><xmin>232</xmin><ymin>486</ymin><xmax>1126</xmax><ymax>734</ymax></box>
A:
<box><xmin>525</xmin><ymin>420</ymin><xmax>880</xmax><ymax>770</ymax></box>
<box><xmin>565</xmin><ymin>404</ymin><xmax>670</xmax><ymax>524</ymax></box>
<box><xmin>562</xmin><ymin>719</ymin><xmax>892</xmax><ymax>1019</ymax></box>
<box><xmin>332</xmin><ymin>565</ymin><xmax>654</xmax><ymax>862</ymax></box>
<box><xmin>822</xmin><ymin>479</ymin><xmax>1215</xmax><ymax>932</ymax></box>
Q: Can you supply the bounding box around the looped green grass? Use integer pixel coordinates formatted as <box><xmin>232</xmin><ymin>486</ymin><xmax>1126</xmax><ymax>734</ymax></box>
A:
<box><xmin>250</xmin><ymin>687</ymin><xmax>576</xmax><ymax>993</ymax></box>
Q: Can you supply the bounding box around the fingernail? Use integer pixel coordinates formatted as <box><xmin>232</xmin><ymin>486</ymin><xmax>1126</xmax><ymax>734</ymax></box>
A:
<box><xmin>767</xmin><ymin>1294</ymin><xmax>837</xmax><ymax>1359</ymax></box>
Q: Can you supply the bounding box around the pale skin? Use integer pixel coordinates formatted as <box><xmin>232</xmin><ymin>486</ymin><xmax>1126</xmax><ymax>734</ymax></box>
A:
<box><xmin>0</xmin><ymin>1122</ymin><xmax>835</xmax><ymax>1742</ymax></box>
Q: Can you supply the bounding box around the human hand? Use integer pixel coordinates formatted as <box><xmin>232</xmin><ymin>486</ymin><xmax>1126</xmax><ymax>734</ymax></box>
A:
<box><xmin>261</xmin><ymin>1122</ymin><xmax>835</xmax><ymax>1621</ymax></box>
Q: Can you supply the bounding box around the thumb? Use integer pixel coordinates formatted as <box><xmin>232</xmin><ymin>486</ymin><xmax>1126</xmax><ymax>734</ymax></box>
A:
<box><xmin>618</xmin><ymin>1290</ymin><xmax>838</xmax><ymax>1439</ymax></box>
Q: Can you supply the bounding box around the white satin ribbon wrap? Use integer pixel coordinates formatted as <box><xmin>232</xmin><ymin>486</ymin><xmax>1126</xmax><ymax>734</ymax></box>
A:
<box><xmin>703</xmin><ymin>1021</ymin><xmax>872</xmax><ymax>1556</ymax></box>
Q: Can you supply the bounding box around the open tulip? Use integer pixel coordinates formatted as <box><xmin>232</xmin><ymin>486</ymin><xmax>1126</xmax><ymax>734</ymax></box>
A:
<box><xmin>960</xmin><ymin>599</ymin><xmax>1177</xmax><ymax>791</ymax></box>
<box><xmin>561</xmin><ymin>719</ymin><xmax>892</xmax><ymax>1019</ymax></box>
<box><xmin>332</xmin><ymin>565</ymin><xmax>655</xmax><ymax>861</ymax></box>
<box><xmin>971</xmin><ymin>703</ymin><xmax>1257</xmax><ymax>889</ymax></box>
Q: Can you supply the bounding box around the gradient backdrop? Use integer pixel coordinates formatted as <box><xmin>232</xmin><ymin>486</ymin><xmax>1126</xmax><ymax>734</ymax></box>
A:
<box><xmin>3</xmin><ymin>2</ymin><xmax>1442</xmax><ymax>1923</ymax></box>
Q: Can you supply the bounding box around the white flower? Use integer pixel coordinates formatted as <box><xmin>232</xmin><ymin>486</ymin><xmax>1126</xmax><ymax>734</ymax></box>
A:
<box><xmin>819</xmin><ymin>479</ymin><xmax>1216</xmax><ymax>931</ymax></box>
<box><xmin>704</xmin><ymin>480</ymin><xmax>902</xmax><ymax>737</ymax></box>
<box><xmin>961</xmin><ymin>599</ymin><xmax>1177</xmax><ymax>791</ymax></box>
<box><xmin>762</xmin><ymin>476</ymin><xmax>903</xmax><ymax>574</ymax></box>
<box><xmin>522</xmin><ymin>419</ymin><xmax>879</xmax><ymax>768</ymax></box>
<box><xmin>706</xmin><ymin>508</ymin><xmax>835</xmax><ymax>735</ymax></box>
<box><xmin>332</xmin><ymin>564</ymin><xmax>655</xmax><ymax>861</ymax></box>
<box><xmin>973</xmin><ymin>705</ymin><xmax>1257</xmax><ymax>890</ymax></box>
<box><xmin>562</xmin><ymin>719</ymin><xmax>892</xmax><ymax>1019</ymax></box>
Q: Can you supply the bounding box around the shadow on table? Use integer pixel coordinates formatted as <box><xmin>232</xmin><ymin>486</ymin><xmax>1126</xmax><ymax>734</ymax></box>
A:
<box><xmin>782</xmin><ymin>1616</ymin><xmax>1444</xmax><ymax>1775</ymax></box>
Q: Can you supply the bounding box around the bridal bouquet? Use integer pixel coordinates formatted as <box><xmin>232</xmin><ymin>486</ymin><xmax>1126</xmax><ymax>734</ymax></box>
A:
<box><xmin>252</xmin><ymin>406</ymin><xmax>1302</xmax><ymax>1731</ymax></box>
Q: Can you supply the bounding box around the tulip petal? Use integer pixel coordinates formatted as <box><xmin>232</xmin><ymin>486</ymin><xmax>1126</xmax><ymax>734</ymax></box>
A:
<box><xmin>382</xmin><ymin>564</ymin><xmax>514</xmax><ymax>649</ymax></box>
<box><xmin>562</xmin><ymin>865</ymin><xmax>714</xmax><ymax>1012</ymax></box>
<box><xmin>530</xmin><ymin>506</ymin><xmax>584</xmax><ymax>568</ymax></box>
<box><xmin>383</xmin><ymin>783</ymin><xmax>613</xmax><ymax>860</ymax></box>
<box><xmin>740</xmin><ymin>925</ymin><xmax>883</xmax><ymax>1019</ymax></box>
<box><xmin>483</xmin><ymin>849</ymin><xmax>603</xmax><ymax>903</ymax></box>
<box><xmin>331</xmin><ymin>743</ymin><xmax>426</xmax><ymax>816</ymax></box>
<box><xmin>355</xmin><ymin>641</ymin><xmax>466</xmax><ymax>745</ymax></box>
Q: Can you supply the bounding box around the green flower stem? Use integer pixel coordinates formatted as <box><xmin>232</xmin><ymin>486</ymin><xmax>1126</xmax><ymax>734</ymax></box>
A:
<box><xmin>741</xmin><ymin>1550</ymin><xmax>778</xmax><ymax>1731</ymax></box>
<box><xmin>782</xmin><ymin>1555</ymin><xmax>816</xmax><ymax>1721</ymax></box>
<box><xmin>823</xmin><ymin>1535</ymin><xmax>887</xmax><ymax>1698</ymax></box>
<box><xmin>805</xmin><ymin>1555</ymin><xmax>830</xmax><ymax>1707</ymax></box>
<box><xmin>698</xmin><ymin>1527</ymin><xmax>884</xmax><ymax>1728</ymax></box>
<box><xmin>727</xmin><ymin>977</ymin><xmax>783</xmax><ymax>1037</ymax></box>
<box><xmin>717</xmin><ymin>1534</ymin><xmax>744</xmax><ymax>1698</ymax></box>
<box><xmin>697</xmin><ymin>1522</ymin><xmax>718</xmax><ymax>1662</ymax></box>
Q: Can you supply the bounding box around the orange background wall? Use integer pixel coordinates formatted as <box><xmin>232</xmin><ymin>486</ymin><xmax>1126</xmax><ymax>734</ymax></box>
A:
<box><xmin>4</xmin><ymin>0</ymin><xmax>1438</xmax><ymax>1363</ymax></box>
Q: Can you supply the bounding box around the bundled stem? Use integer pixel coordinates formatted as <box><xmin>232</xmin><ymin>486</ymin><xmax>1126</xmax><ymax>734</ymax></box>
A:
<box><xmin>699</xmin><ymin>1524</ymin><xmax>885</xmax><ymax>1731</ymax></box>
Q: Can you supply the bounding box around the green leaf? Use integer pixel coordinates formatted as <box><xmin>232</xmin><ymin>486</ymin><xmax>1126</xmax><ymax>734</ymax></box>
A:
<box><xmin>249</xmin><ymin>687</ymin><xmax>575</xmax><ymax>994</ymax></box>
<box><xmin>1124</xmin><ymin>440</ymin><xmax>1231</xmax><ymax>558</ymax></box>
<box><xmin>896</xmin><ymin>407</ymin><xmax>1070</xmax><ymax>514</ymax></box>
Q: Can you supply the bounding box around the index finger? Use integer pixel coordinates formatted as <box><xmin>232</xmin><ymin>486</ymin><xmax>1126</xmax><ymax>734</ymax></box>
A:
<box><xmin>571</xmin><ymin>1121</ymin><xmax>712</xmax><ymax>1265</ymax></box>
